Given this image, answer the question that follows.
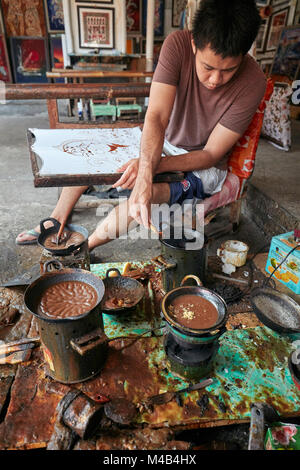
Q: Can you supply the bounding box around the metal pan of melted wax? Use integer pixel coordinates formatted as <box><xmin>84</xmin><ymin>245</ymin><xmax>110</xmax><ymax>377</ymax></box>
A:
<box><xmin>37</xmin><ymin>217</ymin><xmax>88</xmax><ymax>256</ymax></box>
<box><xmin>251</xmin><ymin>287</ymin><xmax>300</xmax><ymax>334</ymax></box>
<box><xmin>37</xmin><ymin>280</ymin><xmax>99</xmax><ymax>319</ymax></box>
<box><xmin>168</xmin><ymin>294</ymin><xmax>219</xmax><ymax>330</ymax></box>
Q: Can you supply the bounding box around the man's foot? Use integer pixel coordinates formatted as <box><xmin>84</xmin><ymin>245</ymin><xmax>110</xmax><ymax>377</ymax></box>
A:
<box><xmin>15</xmin><ymin>229</ymin><xmax>40</xmax><ymax>245</ymax></box>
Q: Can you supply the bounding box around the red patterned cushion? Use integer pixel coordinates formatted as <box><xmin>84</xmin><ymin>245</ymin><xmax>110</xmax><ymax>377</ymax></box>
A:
<box><xmin>228</xmin><ymin>78</ymin><xmax>274</xmax><ymax>180</ymax></box>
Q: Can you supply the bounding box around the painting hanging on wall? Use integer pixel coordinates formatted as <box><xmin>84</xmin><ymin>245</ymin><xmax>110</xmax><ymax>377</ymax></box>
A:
<box><xmin>1</xmin><ymin>0</ymin><xmax>46</xmax><ymax>37</ymax></box>
<box><xmin>77</xmin><ymin>6</ymin><xmax>114</xmax><ymax>49</ymax></box>
<box><xmin>172</xmin><ymin>0</ymin><xmax>187</xmax><ymax>27</ymax></box>
<box><xmin>266</xmin><ymin>8</ymin><xmax>289</xmax><ymax>51</ymax></box>
<box><xmin>271</xmin><ymin>26</ymin><xmax>300</xmax><ymax>80</ymax></box>
<box><xmin>256</xmin><ymin>0</ymin><xmax>270</xmax><ymax>6</ymax></box>
<box><xmin>142</xmin><ymin>0</ymin><xmax>164</xmax><ymax>37</ymax></box>
<box><xmin>75</xmin><ymin>0</ymin><xmax>113</xmax><ymax>3</ymax></box>
<box><xmin>49</xmin><ymin>34</ymin><xmax>64</xmax><ymax>69</ymax></box>
<box><xmin>259</xmin><ymin>58</ymin><xmax>273</xmax><ymax>75</ymax></box>
<box><xmin>0</xmin><ymin>34</ymin><xmax>12</xmax><ymax>82</ymax></box>
<box><xmin>44</xmin><ymin>0</ymin><xmax>65</xmax><ymax>33</ymax></box>
<box><xmin>256</xmin><ymin>18</ymin><xmax>269</xmax><ymax>52</ymax></box>
<box><xmin>126</xmin><ymin>0</ymin><xmax>141</xmax><ymax>35</ymax></box>
<box><xmin>10</xmin><ymin>37</ymin><xmax>49</xmax><ymax>83</ymax></box>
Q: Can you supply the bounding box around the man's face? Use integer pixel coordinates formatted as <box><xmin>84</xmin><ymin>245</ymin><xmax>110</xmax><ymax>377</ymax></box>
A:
<box><xmin>191</xmin><ymin>41</ymin><xmax>243</xmax><ymax>90</ymax></box>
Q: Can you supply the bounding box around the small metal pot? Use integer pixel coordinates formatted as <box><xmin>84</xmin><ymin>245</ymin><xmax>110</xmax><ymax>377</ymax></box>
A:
<box><xmin>102</xmin><ymin>268</ymin><xmax>144</xmax><ymax>315</ymax></box>
<box><xmin>24</xmin><ymin>261</ymin><xmax>107</xmax><ymax>384</ymax></box>
<box><xmin>38</xmin><ymin>217</ymin><xmax>89</xmax><ymax>256</ymax></box>
<box><xmin>161</xmin><ymin>275</ymin><xmax>228</xmax><ymax>346</ymax></box>
<box><xmin>153</xmin><ymin>228</ymin><xmax>207</xmax><ymax>293</ymax></box>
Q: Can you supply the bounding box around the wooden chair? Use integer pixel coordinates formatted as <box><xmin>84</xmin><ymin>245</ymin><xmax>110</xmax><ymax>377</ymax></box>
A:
<box><xmin>116</xmin><ymin>97</ymin><xmax>142</xmax><ymax>120</ymax></box>
<box><xmin>195</xmin><ymin>78</ymin><xmax>274</xmax><ymax>235</ymax></box>
<box><xmin>90</xmin><ymin>99</ymin><xmax>117</xmax><ymax>121</ymax></box>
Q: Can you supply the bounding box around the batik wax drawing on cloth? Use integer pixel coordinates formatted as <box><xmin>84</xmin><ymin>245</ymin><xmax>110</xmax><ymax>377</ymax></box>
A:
<box><xmin>29</xmin><ymin>127</ymin><xmax>143</xmax><ymax>175</ymax></box>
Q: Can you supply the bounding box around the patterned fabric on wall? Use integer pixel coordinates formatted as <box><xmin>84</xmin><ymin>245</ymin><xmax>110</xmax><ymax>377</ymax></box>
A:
<box><xmin>1</xmin><ymin>0</ymin><xmax>46</xmax><ymax>37</ymax></box>
<box><xmin>261</xmin><ymin>82</ymin><xmax>293</xmax><ymax>151</ymax></box>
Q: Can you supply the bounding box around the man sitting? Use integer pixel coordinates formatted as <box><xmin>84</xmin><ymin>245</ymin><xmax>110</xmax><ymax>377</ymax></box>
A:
<box><xmin>16</xmin><ymin>0</ymin><xmax>266</xmax><ymax>251</ymax></box>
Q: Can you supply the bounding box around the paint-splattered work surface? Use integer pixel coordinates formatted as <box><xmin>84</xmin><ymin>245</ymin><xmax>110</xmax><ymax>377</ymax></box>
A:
<box><xmin>29</xmin><ymin>127</ymin><xmax>142</xmax><ymax>175</ymax></box>
<box><xmin>0</xmin><ymin>260</ymin><xmax>299</xmax><ymax>449</ymax></box>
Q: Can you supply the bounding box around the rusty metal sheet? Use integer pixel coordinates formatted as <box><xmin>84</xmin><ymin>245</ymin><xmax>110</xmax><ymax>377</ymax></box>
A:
<box><xmin>1</xmin><ymin>260</ymin><xmax>299</xmax><ymax>450</ymax></box>
<box><xmin>136</xmin><ymin>328</ymin><xmax>300</xmax><ymax>428</ymax></box>
<box><xmin>75</xmin><ymin>327</ymin><xmax>300</xmax><ymax>430</ymax></box>
<box><xmin>0</xmin><ymin>346</ymin><xmax>69</xmax><ymax>450</ymax></box>
<box><xmin>91</xmin><ymin>261</ymin><xmax>164</xmax><ymax>339</ymax></box>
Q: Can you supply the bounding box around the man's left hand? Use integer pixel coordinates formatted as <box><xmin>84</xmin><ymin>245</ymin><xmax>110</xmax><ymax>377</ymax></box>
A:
<box><xmin>112</xmin><ymin>158</ymin><xmax>139</xmax><ymax>190</ymax></box>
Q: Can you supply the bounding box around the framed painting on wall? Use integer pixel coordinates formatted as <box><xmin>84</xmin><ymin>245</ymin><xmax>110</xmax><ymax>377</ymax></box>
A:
<box><xmin>49</xmin><ymin>34</ymin><xmax>64</xmax><ymax>69</ymax></box>
<box><xmin>142</xmin><ymin>0</ymin><xmax>164</xmax><ymax>37</ymax></box>
<box><xmin>172</xmin><ymin>0</ymin><xmax>187</xmax><ymax>27</ymax></box>
<box><xmin>77</xmin><ymin>6</ymin><xmax>114</xmax><ymax>49</ymax></box>
<box><xmin>266</xmin><ymin>8</ymin><xmax>289</xmax><ymax>51</ymax></box>
<box><xmin>44</xmin><ymin>0</ymin><xmax>65</xmax><ymax>33</ymax></box>
<box><xmin>75</xmin><ymin>0</ymin><xmax>113</xmax><ymax>3</ymax></box>
<box><xmin>271</xmin><ymin>0</ymin><xmax>289</xmax><ymax>6</ymax></box>
<box><xmin>270</xmin><ymin>26</ymin><xmax>300</xmax><ymax>80</ymax></box>
<box><xmin>256</xmin><ymin>18</ymin><xmax>269</xmax><ymax>52</ymax></box>
<box><xmin>126</xmin><ymin>0</ymin><xmax>141</xmax><ymax>35</ymax></box>
<box><xmin>1</xmin><ymin>0</ymin><xmax>46</xmax><ymax>37</ymax></box>
<box><xmin>10</xmin><ymin>37</ymin><xmax>49</xmax><ymax>83</ymax></box>
<box><xmin>256</xmin><ymin>0</ymin><xmax>270</xmax><ymax>6</ymax></box>
<box><xmin>260</xmin><ymin>58</ymin><xmax>273</xmax><ymax>76</ymax></box>
<box><xmin>0</xmin><ymin>34</ymin><xmax>12</xmax><ymax>82</ymax></box>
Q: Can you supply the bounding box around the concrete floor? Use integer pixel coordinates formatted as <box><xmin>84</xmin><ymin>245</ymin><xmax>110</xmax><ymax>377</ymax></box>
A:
<box><xmin>0</xmin><ymin>99</ymin><xmax>299</xmax><ymax>283</ymax></box>
<box><xmin>251</xmin><ymin>119</ymin><xmax>300</xmax><ymax>221</ymax></box>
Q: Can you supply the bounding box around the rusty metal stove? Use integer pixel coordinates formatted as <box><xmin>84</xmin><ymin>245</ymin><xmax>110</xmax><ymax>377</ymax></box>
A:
<box><xmin>39</xmin><ymin>239</ymin><xmax>90</xmax><ymax>273</ymax></box>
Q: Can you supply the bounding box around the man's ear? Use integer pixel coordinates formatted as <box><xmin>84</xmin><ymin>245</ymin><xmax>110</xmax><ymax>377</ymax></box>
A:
<box><xmin>191</xmin><ymin>38</ymin><xmax>196</xmax><ymax>55</ymax></box>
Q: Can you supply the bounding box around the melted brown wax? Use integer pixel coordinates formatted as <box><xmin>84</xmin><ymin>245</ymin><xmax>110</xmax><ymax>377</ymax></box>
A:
<box><xmin>43</xmin><ymin>231</ymin><xmax>85</xmax><ymax>250</ymax></box>
<box><xmin>168</xmin><ymin>294</ymin><xmax>219</xmax><ymax>330</ymax></box>
<box><xmin>37</xmin><ymin>280</ymin><xmax>98</xmax><ymax>318</ymax></box>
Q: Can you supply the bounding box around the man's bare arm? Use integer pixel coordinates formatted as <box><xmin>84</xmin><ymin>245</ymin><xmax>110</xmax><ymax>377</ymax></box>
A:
<box><xmin>156</xmin><ymin>123</ymin><xmax>242</xmax><ymax>173</ymax></box>
<box><xmin>127</xmin><ymin>82</ymin><xmax>176</xmax><ymax>227</ymax></box>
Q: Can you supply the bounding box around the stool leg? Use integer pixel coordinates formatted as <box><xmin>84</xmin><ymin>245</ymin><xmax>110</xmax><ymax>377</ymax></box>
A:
<box><xmin>229</xmin><ymin>199</ymin><xmax>242</xmax><ymax>232</ymax></box>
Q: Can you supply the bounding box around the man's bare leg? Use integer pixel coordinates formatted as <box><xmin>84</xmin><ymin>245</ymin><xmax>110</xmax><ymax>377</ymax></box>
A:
<box><xmin>88</xmin><ymin>183</ymin><xmax>170</xmax><ymax>251</ymax></box>
<box><xmin>16</xmin><ymin>186</ymin><xmax>88</xmax><ymax>244</ymax></box>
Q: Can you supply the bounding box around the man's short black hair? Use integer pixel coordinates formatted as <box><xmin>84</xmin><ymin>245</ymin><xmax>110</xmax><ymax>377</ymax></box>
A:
<box><xmin>192</xmin><ymin>0</ymin><xmax>261</xmax><ymax>57</ymax></box>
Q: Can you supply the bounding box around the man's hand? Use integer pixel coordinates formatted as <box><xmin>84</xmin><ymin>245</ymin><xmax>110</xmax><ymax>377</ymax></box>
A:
<box><xmin>112</xmin><ymin>158</ymin><xmax>139</xmax><ymax>190</ymax></box>
<box><xmin>128</xmin><ymin>179</ymin><xmax>153</xmax><ymax>228</ymax></box>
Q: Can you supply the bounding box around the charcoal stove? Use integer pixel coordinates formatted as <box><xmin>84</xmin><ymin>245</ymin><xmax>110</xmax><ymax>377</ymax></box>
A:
<box><xmin>161</xmin><ymin>275</ymin><xmax>228</xmax><ymax>382</ymax></box>
<box><xmin>38</xmin><ymin>218</ymin><xmax>90</xmax><ymax>273</ymax></box>
<box><xmin>163</xmin><ymin>330</ymin><xmax>222</xmax><ymax>382</ymax></box>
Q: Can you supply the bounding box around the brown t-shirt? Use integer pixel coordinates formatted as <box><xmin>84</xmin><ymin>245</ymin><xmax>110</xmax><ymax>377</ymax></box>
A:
<box><xmin>153</xmin><ymin>30</ymin><xmax>267</xmax><ymax>169</ymax></box>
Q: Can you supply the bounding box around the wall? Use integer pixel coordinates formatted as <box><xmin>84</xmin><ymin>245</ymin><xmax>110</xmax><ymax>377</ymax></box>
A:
<box><xmin>66</xmin><ymin>0</ymin><xmax>126</xmax><ymax>56</ymax></box>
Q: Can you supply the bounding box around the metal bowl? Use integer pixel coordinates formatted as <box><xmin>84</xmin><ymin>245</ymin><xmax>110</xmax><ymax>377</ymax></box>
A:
<box><xmin>102</xmin><ymin>268</ymin><xmax>144</xmax><ymax>315</ymax></box>
<box><xmin>161</xmin><ymin>275</ymin><xmax>228</xmax><ymax>336</ymax></box>
<box><xmin>250</xmin><ymin>287</ymin><xmax>300</xmax><ymax>334</ymax></box>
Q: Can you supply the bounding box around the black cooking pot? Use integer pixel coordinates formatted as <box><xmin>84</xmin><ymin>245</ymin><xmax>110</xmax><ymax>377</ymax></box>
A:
<box><xmin>161</xmin><ymin>275</ymin><xmax>228</xmax><ymax>346</ymax></box>
<box><xmin>24</xmin><ymin>260</ymin><xmax>107</xmax><ymax>384</ymax></box>
<box><xmin>102</xmin><ymin>268</ymin><xmax>144</xmax><ymax>314</ymax></box>
<box><xmin>153</xmin><ymin>227</ymin><xmax>207</xmax><ymax>293</ymax></box>
<box><xmin>38</xmin><ymin>217</ymin><xmax>89</xmax><ymax>256</ymax></box>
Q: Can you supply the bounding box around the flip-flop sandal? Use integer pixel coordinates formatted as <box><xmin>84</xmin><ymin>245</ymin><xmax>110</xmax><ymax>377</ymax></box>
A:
<box><xmin>15</xmin><ymin>229</ymin><xmax>40</xmax><ymax>246</ymax></box>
